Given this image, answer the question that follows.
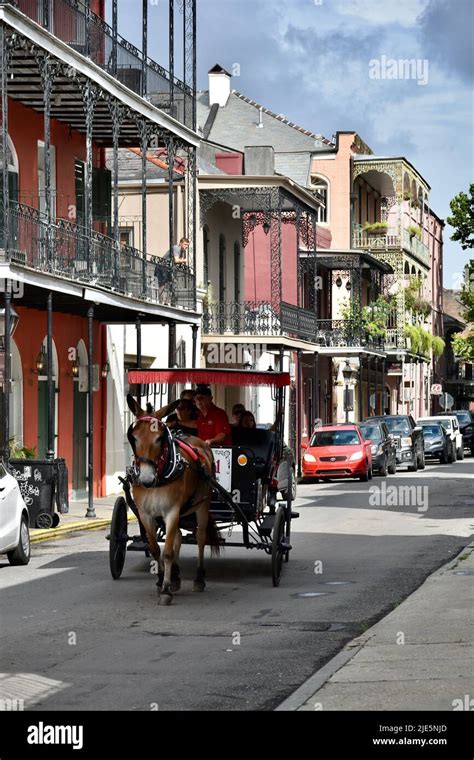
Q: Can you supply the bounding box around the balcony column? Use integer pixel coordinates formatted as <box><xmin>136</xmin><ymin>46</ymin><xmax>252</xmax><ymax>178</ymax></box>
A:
<box><xmin>374</xmin><ymin>356</ymin><xmax>379</xmax><ymax>415</ymax></box>
<box><xmin>367</xmin><ymin>355</ymin><xmax>371</xmax><ymax>416</ymax></box>
<box><xmin>112</xmin><ymin>0</ymin><xmax>118</xmax><ymax>76</ymax></box>
<box><xmin>0</xmin><ymin>287</ymin><xmax>11</xmax><ymax>462</ymax></box>
<box><xmin>313</xmin><ymin>353</ymin><xmax>320</xmax><ymax>422</ymax></box>
<box><xmin>192</xmin><ymin>324</ymin><xmax>198</xmax><ymax>368</ymax></box>
<box><xmin>169</xmin><ymin>0</ymin><xmax>175</xmax><ymax>113</ymax></box>
<box><xmin>86</xmin><ymin>305</ymin><xmax>96</xmax><ymax>518</ymax></box>
<box><xmin>168</xmin><ymin>321</ymin><xmax>177</xmax><ymax>403</ymax></box>
<box><xmin>1</xmin><ymin>25</ymin><xmax>10</xmax><ymax>256</ymax></box>
<box><xmin>381</xmin><ymin>358</ymin><xmax>386</xmax><ymax>413</ymax></box>
<box><xmin>84</xmin><ymin>0</ymin><xmax>91</xmax><ymax>58</ymax></box>
<box><xmin>37</xmin><ymin>56</ymin><xmax>56</xmax><ymax>270</ymax></box>
<box><xmin>358</xmin><ymin>354</ymin><xmax>363</xmax><ymax>420</ymax></box>
<box><xmin>313</xmin><ymin>215</ymin><xmax>318</xmax><ymax>318</ymax></box>
<box><xmin>81</xmin><ymin>82</ymin><xmax>99</xmax><ymax>274</ymax></box>
<box><xmin>142</xmin><ymin>0</ymin><xmax>148</xmax><ymax>97</ymax></box>
<box><xmin>46</xmin><ymin>292</ymin><xmax>55</xmax><ymax>460</ymax></box>
<box><xmin>270</xmin><ymin>188</ymin><xmax>282</xmax><ymax>312</ymax></box>
<box><xmin>186</xmin><ymin>146</ymin><xmax>197</xmax><ymax>309</ymax></box>
<box><xmin>167</xmin><ymin>135</ymin><xmax>175</xmax><ymax>304</ymax></box>
<box><xmin>296</xmin><ymin>349</ymin><xmax>303</xmax><ymax>477</ymax></box>
<box><xmin>136</xmin><ymin>315</ymin><xmax>142</xmax><ymax>407</ymax></box>
<box><xmin>182</xmin><ymin>0</ymin><xmax>197</xmax><ymax>129</ymax></box>
<box><xmin>110</xmin><ymin>100</ymin><xmax>124</xmax><ymax>288</ymax></box>
<box><xmin>136</xmin><ymin>120</ymin><xmax>151</xmax><ymax>297</ymax></box>
<box><xmin>42</xmin><ymin>0</ymin><xmax>50</xmax><ymax>31</ymax></box>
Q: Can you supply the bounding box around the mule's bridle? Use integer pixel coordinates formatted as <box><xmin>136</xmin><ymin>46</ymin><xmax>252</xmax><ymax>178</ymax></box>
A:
<box><xmin>127</xmin><ymin>416</ymin><xmax>182</xmax><ymax>488</ymax></box>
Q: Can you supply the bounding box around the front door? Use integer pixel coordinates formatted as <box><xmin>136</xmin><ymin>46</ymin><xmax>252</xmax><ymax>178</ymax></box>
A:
<box><xmin>72</xmin><ymin>380</ymin><xmax>87</xmax><ymax>494</ymax></box>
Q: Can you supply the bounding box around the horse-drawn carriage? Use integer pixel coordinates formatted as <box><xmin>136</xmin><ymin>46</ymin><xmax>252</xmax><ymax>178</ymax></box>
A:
<box><xmin>107</xmin><ymin>368</ymin><xmax>298</xmax><ymax>601</ymax></box>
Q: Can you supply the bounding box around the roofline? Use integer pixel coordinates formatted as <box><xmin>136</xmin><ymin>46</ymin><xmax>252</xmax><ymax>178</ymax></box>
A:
<box><xmin>198</xmin><ymin>173</ymin><xmax>323</xmax><ymax>210</ymax></box>
<box><xmin>353</xmin><ymin>155</ymin><xmax>431</xmax><ymax>191</ymax></box>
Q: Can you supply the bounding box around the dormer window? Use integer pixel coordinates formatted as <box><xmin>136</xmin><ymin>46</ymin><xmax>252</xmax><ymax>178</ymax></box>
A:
<box><xmin>310</xmin><ymin>175</ymin><xmax>329</xmax><ymax>224</ymax></box>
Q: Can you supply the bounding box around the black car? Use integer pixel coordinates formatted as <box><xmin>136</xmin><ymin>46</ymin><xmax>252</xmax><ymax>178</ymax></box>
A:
<box><xmin>359</xmin><ymin>421</ymin><xmax>397</xmax><ymax>476</ymax></box>
<box><xmin>439</xmin><ymin>410</ymin><xmax>474</xmax><ymax>457</ymax></box>
<box><xmin>366</xmin><ymin>415</ymin><xmax>425</xmax><ymax>471</ymax></box>
<box><xmin>418</xmin><ymin>421</ymin><xmax>452</xmax><ymax>464</ymax></box>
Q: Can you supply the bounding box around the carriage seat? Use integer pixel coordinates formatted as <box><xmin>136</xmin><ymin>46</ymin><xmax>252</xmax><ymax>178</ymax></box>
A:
<box><xmin>231</xmin><ymin>427</ymin><xmax>276</xmax><ymax>478</ymax></box>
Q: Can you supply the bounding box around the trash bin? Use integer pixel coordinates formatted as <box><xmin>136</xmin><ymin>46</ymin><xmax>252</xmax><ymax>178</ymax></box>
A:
<box><xmin>8</xmin><ymin>458</ymin><xmax>69</xmax><ymax>529</ymax></box>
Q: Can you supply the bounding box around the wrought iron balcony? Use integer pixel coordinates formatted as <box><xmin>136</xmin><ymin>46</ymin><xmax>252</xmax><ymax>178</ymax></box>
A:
<box><xmin>1</xmin><ymin>202</ymin><xmax>195</xmax><ymax>309</ymax></box>
<box><xmin>12</xmin><ymin>0</ymin><xmax>195</xmax><ymax>130</ymax></box>
<box><xmin>315</xmin><ymin>319</ymin><xmax>385</xmax><ymax>350</ymax></box>
<box><xmin>352</xmin><ymin>225</ymin><xmax>429</xmax><ymax>267</ymax></box>
<box><xmin>202</xmin><ymin>300</ymin><xmax>319</xmax><ymax>342</ymax></box>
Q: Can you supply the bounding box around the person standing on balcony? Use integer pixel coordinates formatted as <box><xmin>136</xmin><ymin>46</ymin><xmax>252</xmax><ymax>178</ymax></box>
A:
<box><xmin>155</xmin><ymin>237</ymin><xmax>189</xmax><ymax>302</ymax></box>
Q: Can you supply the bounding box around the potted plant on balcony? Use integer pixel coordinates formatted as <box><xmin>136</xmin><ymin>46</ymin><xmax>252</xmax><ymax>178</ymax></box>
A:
<box><xmin>363</xmin><ymin>221</ymin><xmax>389</xmax><ymax>236</ymax></box>
<box><xmin>408</xmin><ymin>224</ymin><xmax>422</xmax><ymax>240</ymax></box>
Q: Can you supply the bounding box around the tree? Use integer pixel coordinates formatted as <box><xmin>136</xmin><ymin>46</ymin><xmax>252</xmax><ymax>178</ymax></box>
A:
<box><xmin>447</xmin><ymin>184</ymin><xmax>474</xmax><ymax>250</ymax></box>
<box><xmin>451</xmin><ymin>261</ymin><xmax>474</xmax><ymax>361</ymax></box>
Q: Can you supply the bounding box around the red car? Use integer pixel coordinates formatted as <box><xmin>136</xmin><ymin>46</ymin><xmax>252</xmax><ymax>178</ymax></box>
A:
<box><xmin>302</xmin><ymin>425</ymin><xmax>373</xmax><ymax>482</ymax></box>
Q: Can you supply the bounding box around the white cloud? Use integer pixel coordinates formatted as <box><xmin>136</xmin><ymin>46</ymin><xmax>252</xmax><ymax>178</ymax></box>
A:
<box><xmin>333</xmin><ymin>0</ymin><xmax>429</xmax><ymax>27</ymax></box>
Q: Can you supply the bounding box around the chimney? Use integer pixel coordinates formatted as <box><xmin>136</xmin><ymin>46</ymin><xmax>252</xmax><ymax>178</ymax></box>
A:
<box><xmin>208</xmin><ymin>64</ymin><xmax>231</xmax><ymax>108</ymax></box>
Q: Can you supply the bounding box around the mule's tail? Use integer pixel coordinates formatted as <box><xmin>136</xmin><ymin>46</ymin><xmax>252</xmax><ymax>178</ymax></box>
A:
<box><xmin>206</xmin><ymin>514</ymin><xmax>222</xmax><ymax>557</ymax></box>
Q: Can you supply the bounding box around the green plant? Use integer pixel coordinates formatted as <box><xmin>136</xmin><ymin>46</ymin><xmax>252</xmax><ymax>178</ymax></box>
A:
<box><xmin>404</xmin><ymin>324</ymin><xmax>421</xmax><ymax>353</ymax></box>
<box><xmin>408</xmin><ymin>224</ymin><xmax>422</xmax><ymax>240</ymax></box>
<box><xmin>431</xmin><ymin>336</ymin><xmax>445</xmax><ymax>358</ymax></box>
<box><xmin>413</xmin><ymin>297</ymin><xmax>431</xmax><ymax>319</ymax></box>
<box><xmin>404</xmin><ymin>275</ymin><xmax>423</xmax><ymax>311</ymax></box>
<box><xmin>363</xmin><ymin>221</ymin><xmax>389</xmax><ymax>235</ymax></box>
<box><xmin>403</xmin><ymin>191</ymin><xmax>412</xmax><ymax>202</ymax></box>
<box><xmin>411</xmin><ymin>198</ymin><xmax>421</xmax><ymax>210</ymax></box>
<box><xmin>8</xmin><ymin>439</ymin><xmax>36</xmax><ymax>459</ymax></box>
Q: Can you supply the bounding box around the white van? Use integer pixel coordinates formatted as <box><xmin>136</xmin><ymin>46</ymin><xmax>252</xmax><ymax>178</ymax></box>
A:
<box><xmin>417</xmin><ymin>416</ymin><xmax>464</xmax><ymax>461</ymax></box>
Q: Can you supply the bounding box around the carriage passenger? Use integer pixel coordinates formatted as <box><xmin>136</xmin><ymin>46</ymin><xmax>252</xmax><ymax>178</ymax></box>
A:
<box><xmin>231</xmin><ymin>403</ymin><xmax>246</xmax><ymax>426</ymax></box>
<box><xmin>194</xmin><ymin>385</ymin><xmax>232</xmax><ymax>447</ymax></box>
<box><xmin>238</xmin><ymin>411</ymin><xmax>256</xmax><ymax>429</ymax></box>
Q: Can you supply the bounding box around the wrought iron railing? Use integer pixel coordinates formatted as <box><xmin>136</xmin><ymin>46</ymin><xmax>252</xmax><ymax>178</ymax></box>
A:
<box><xmin>12</xmin><ymin>0</ymin><xmax>195</xmax><ymax>129</ymax></box>
<box><xmin>202</xmin><ymin>301</ymin><xmax>282</xmax><ymax>337</ymax></box>
<box><xmin>352</xmin><ymin>224</ymin><xmax>429</xmax><ymax>267</ymax></box>
<box><xmin>280</xmin><ymin>302</ymin><xmax>317</xmax><ymax>341</ymax></box>
<box><xmin>315</xmin><ymin>319</ymin><xmax>384</xmax><ymax>350</ymax></box>
<box><xmin>401</xmin><ymin>228</ymin><xmax>430</xmax><ymax>266</ymax></box>
<box><xmin>1</xmin><ymin>202</ymin><xmax>195</xmax><ymax>309</ymax></box>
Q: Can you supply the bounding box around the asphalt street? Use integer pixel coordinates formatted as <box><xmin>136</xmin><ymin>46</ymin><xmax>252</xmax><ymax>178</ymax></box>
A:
<box><xmin>1</xmin><ymin>458</ymin><xmax>473</xmax><ymax>711</ymax></box>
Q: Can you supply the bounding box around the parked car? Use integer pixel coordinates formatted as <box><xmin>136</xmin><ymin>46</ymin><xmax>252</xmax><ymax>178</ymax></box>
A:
<box><xmin>359</xmin><ymin>421</ymin><xmax>397</xmax><ymax>476</ymax></box>
<box><xmin>439</xmin><ymin>410</ymin><xmax>474</xmax><ymax>457</ymax></box>
<box><xmin>278</xmin><ymin>443</ymin><xmax>297</xmax><ymax>500</ymax></box>
<box><xmin>418</xmin><ymin>421</ymin><xmax>453</xmax><ymax>464</ymax></box>
<box><xmin>302</xmin><ymin>425</ymin><xmax>373</xmax><ymax>482</ymax></box>
<box><xmin>417</xmin><ymin>415</ymin><xmax>464</xmax><ymax>461</ymax></box>
<box><xmin>0</xmin><ymin>462</ymin><xmax>30</xmax><ymax>565</ymax></box>
<box><xmin>365</xmin><ymin>415</ymin><xmax>425</xmax><ymax>472</ymax></box>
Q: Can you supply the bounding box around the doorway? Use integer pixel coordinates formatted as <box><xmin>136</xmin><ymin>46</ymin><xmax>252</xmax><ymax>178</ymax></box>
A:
<box><xmin>72</xmin><ymin>340</ymin><xmax>88</xmax><ymax>496</ymax></box>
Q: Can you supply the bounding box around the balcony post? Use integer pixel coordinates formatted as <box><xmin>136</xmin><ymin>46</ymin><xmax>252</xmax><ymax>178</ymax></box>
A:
<box><xmin>0</xmin><ymin>287</ymin><xmax>11</xmax><ymax>463</ymax></box>
<box><xmin>188</xmin><ymin>146</ymin><xmax>197</xmax><ymax>309</ymax></box>
<box><xmin>270</xmin><ymin>188</ymin><xmax>282</xmax><ymax>312</ymax></box>
<box><xmin>84</xmin><ymin>0</ymin><xmax>91</xmax><ymax>59</ymax></box>
<box><xmin>192</xmin><ymin>324</ymin><xmax>198</xmax><ymax>368</ymax></box>
<box><xmin>112</xmin><ymin>0</ymin><xmax>118</xmax><ymax>76</ymax></box>
<box><xmin>374</xmin><ymin>356</ymin><xmax>379</xmax><ymax>414</ymax></box>
<box><xmin>37</xmin><ymin>56</ymin><xmax>54</xmax><ymax>270</ymax></box>
<box><xmin>142</xmin><ymin>0</ymin><xmax>148</xmax><ymax>98</ymax></box>
<box><xmin>169</xmin><ymin>0</ymin><xmax>175</xmax><ymax>114</ymax></box>
<box><xmin>367</xmin><ymin>355</ymin><xmax>371</xmax><ymax>416</ymax></box>
<box><xmin>110</xmin><ymin>101</ymin><xmax>123</xmax><ymax>288</ymax></box>
<box><xmin>85</xmin><ymin>305</ymin><xmax>96</xmax><ymax>518</ymax></box>
<box><xmin>81</xmin><ymin>82</ymin><xmax>99</xmax><ymax>274</ymax></box>
<box><xmin>42</xmin><ymin>0</ymin><xmax>50</xmax><ymax>31</ymax></box>
<box><xmin>168</xmin><ymin>320</ymin><xmax>176</xmax><ymax>403</ymax></box>
<box><xmin>137</xmin><ymin>120</ymin><xmax>150</xmax><ymax>297</ymax></box>
<box><xmin>167</xmin><ymin>135</ymin><xmax>175</xmax><ymax>304</ymax></box>
<box><xmin>313</xmin><ymin>352</ymin><xmax>320</xmax><ymax>422</ymax></box>
<box><xmin>296</xmin><ymin>349</ymin><xmax>302</xmax><ymax>477</ymax></box>
<box><xmin>381</xmin><ymin>358</ymin><xmax>386</xmax><ymax>413</ymax></box>
<box><xmin>46</xmin><ymin>292</ymin><xmax>55</xmax><ymax>460</ymax></box>
<box><xmin>358</xmin><ymin>354</ymin><xmax>363</xmax><ymax>421</ymax></box>
<box><xmin>1</xmin><ymin>25</ymin><xmax>10</xmax><ymax>257</ymax></box>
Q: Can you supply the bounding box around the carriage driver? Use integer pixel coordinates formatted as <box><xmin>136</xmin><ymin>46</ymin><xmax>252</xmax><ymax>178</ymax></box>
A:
<box><xmin>194</xmin><ymin>385</ymin><xmax>232</xmax><ymax>447</ymax></box>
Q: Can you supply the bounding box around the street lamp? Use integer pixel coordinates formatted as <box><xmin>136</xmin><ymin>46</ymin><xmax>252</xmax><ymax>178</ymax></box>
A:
<box><xmin>342</xmin><ymin>360</ymin><xmax>354</xmax><ymax>423</ymax></box>
<box><xmin>0</xmin><ymin>303</ymin><xmax>19</xmax><ymax>346</ymax></box>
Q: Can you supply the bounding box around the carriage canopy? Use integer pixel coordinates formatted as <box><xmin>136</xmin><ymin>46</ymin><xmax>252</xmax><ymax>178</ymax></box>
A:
<box><xmin>128</xmin><ymin>368</ymin><xmax>291</xmax><ymax>388</ymax></box>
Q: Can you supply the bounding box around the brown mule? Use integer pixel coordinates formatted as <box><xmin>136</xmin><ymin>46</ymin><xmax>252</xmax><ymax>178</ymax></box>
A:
<box><xmin>126</xmin><ymin>395</ymin><xmax>220</xmax><ymax>605</ymax></box>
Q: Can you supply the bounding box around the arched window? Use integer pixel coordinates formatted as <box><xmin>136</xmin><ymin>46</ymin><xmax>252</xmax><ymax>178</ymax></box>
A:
<box><xmin>310</xmin><ymin>175</ymin><xmax>329</xmax><ymax>224</ymax></box>
<box><xmin>219</xmin><ymin>234</ymin><xmax>226</xmax><ymax>304</ymax></box>
<box><xmin>203</xmin><ymin>225</ymin><xmax>210</xmax><ymax>287</ymax></box>
<box><xmin>234</xmin><ymin>241</ymin><xmax>241</xmax><ymax>302</ymax></box>
<box><xmin>0</xmin><ymin>136</ymin><xmax>19</xmax><ymax>247</ymax></box>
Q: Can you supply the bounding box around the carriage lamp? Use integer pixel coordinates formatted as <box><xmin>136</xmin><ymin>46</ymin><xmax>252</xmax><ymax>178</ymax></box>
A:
<box><xmin>345</xmin><ymin>280</ymin><xmax>351</xmax><ymax>291</ymax></box>
<box><xmin>69</xmin><ymin>359</ymin><xmax>79</xmax><ymax>378</ymax></box>
<box><xmin>335</xmin><ymin>276</ymin><xmax>342</xmax><ymax>288</ymax></box>
<box><xmin>101</xmin><ymin>361</ymin><xmax>110</xmax><ymax>379</ymax></box>
<box><xmin>263</xmin><ymin>220</ymin><xmax>271</xmax><ymax>235</ymax></box>
<box><xmin>33</xmin><ymin>346</ymin><xmax>47</xmax><ymax>374</ymax></box>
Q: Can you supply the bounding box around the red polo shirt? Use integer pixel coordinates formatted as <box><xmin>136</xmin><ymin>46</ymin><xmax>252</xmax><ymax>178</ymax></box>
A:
<box><xmin>197</xmin><ymin>403</ymin><xmax>232</xmax><ymax>446</ymax></box>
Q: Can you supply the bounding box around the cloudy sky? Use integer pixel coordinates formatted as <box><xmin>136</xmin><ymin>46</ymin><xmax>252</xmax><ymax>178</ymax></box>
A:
<box><xmin>118</xmin><ymin>0</ymin><xmax>473</xmax><ymax>287</ymax></box>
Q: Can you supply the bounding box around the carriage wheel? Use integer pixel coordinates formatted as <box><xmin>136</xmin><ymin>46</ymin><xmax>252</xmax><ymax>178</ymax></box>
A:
<box><xmin>109</xmin><ymin>496</ymin><xmax>128</xmax><ymax>580</ymax></box>
<box><xmin>271</xmin><ymin>506</ymin><xmax>286</xmax><ymax>587</ymax></box>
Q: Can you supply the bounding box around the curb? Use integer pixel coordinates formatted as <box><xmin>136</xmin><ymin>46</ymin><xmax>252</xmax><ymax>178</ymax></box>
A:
<box><xmin>30</xmin><ymin>515</ymin><xmax>138</xmax><ymax>544</ymax></box>
<box><xmin>275</xmin><ymin>543</ymin><xmax>474</xmax><ymax>711</ymax></box>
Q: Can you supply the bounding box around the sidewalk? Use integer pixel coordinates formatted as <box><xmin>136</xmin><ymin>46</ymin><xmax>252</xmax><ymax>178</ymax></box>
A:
<box><xmin>277</xmin><ymin>543</ymin><xmax>474</xmax><ymax>711</ymax></box>
<box><xmin>30</xmin><ymin>492</ymin><xmax>136</xmax><ymax>543</ymax></box>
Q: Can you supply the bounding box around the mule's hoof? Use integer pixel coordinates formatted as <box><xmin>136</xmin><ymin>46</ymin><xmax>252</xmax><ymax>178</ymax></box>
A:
<box><xmin>192</xmin><ymin>581</ymin><xmax>206</xmax><ymax>592</ymax></box>
<box><xmin>170</xmin><ymin>579</ymin><xmax>181</xmax><ymax>592</ymax></box>
<box><xmin>158</xmin><ymin>593</ymin><xmax>173</xmax><ymax>606</ymax></box>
